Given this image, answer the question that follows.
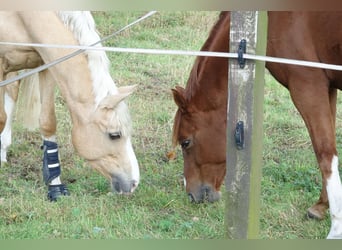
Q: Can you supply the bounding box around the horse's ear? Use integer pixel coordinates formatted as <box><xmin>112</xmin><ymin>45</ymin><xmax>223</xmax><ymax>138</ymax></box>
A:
<box><xmin>98</xmin><ymin>85</ymin><xmax>136</xmax><ymax>110</ymax></box>
<box><xmin>171</xmin><ymin>86</ymin><xmax>188</xmax><ymax>113</ymax></box>
<box><xmin>98</xmin><ymin>93</ymin><xmax>128</xmax><ymax>110</ymax></box>
<box><xmin>118</xmin><ymin>84</ymin><xmax>137</xmax><ymax>95</ymax></box>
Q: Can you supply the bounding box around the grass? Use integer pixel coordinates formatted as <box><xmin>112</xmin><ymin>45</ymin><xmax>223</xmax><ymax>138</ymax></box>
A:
<box><xmin>0</xmin><ymin>11</ymin><xmax>341</xmax><ymax>239</ymax></box>
<box><xmin>0</xmin><ymin>11</ymin><xmax>224</xmax><ymax>239</ymax></box>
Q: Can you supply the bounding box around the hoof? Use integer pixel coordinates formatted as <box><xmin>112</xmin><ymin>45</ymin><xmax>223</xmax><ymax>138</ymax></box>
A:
<box><xmin>307</xmin><ymin>207</ymin><xmax>325</xmax><ymax>220</ymax></box>
<box><xmin>47</xmin><ymin>184</ymin><xmax>70</xmax><ymax>202</ymax></box>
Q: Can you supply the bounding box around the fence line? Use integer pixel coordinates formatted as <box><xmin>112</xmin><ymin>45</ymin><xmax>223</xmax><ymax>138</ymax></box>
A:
<box><xmin>2</xmin><ymin>10</ymin><xmax>342</xmax><ymax>87</ymax></box>
<box><xmin>0</xmin><ymin>11</ymin><xmax>158</xmax><ymax>87</ymax></box>
<box><xmin>1</xmin><ymin>41</ymin><xmax>342</xmax><ymax>72</ymax></box>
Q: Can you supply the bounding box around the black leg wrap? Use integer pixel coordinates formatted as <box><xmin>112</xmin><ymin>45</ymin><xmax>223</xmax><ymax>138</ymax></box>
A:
<box><xmin>42</xmin><ymin>140</ymin><xmax>71</xmax><ymax>201</ymax></box>
<box><xmin>42</xmin><ymin>140</ymin><xmax>61</xmax><ymax>185</ymax></box>
<box><xmin>47</xmin><ymin>184</ymin><xmax>70</xmax><ymax>202</ymax></box>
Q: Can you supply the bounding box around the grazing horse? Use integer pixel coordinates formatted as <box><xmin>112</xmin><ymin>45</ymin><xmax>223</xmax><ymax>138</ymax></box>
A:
<box><xmin>171</xmin><ymin>11</ymin><xmax>342</xmax><ymax>238</ymax></box>
<box><xmin>0</xmin><ymin>11</ymin><xmax>140</xmax><ymax>200</ymax></box>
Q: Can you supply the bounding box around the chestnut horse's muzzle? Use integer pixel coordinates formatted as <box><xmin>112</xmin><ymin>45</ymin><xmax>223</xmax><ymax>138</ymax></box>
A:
<box><xmin>188</xmin><ymin>185</ymin><xmax>221</xmax><ymax>203</ymax></box>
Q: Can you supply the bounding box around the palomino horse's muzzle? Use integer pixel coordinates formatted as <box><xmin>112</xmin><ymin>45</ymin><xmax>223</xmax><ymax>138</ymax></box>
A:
<box><xmin>188</xmin><ymin>185</ymin><xmax>221</xmax><ymax>203</ymax></box>
<box><xmin>111</xmin><ymin>175</ymin><xmax>138</xmax><ymax>194</ymax></box>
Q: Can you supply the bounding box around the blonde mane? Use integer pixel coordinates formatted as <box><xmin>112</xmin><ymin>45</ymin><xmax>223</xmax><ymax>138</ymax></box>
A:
<box><xmin>56</xmin><ymin>11</ymin><xmax>119</xmax><ymax>105</ymax></box>
<box><xmin>56</xmin><ymin>11</ymin><xmax>132</xmax><ymax>136</ymax></box>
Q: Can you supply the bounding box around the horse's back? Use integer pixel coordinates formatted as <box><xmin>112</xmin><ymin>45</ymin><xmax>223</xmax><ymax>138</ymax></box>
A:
<box><xmin>0</xmin><ymin>12</ymin><xmax>33</xmax><ymax>53</ymax></box>
<box><xmin>267</xmin><ymin>12</ymin><xmax>342</xmax><ymax>88</ymax></box>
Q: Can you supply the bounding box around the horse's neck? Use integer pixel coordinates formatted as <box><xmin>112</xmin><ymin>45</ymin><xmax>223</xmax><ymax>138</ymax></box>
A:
<box><xmin>187</xmin><ymin>15</ymin><xmax>229</xmax><ymax>109</ymax></box>
<box><xmin>56</xmin><ymin>11</ymin><xmax>118</xmax><ymax>107</ymax></box>
<box><xmin>194</xmin><ymin>12</ymin><xmax>229</xmax><ymax>83</ymax></box>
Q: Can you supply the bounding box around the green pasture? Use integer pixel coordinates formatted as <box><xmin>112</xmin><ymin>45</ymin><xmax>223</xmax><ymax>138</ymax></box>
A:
<box><xmin>0</xmin><ymin>11</ymin><xmax>339</xmax><ymax>239</ymax></box>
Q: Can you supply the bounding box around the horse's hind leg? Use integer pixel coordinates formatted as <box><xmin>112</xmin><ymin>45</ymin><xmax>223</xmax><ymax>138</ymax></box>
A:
<box><xmin>288</xmin><ymin>78</ymin><xmax>342</xmax><ymax>238</ymax></box>
<box><xmin>0</xmin><ymin>72</ymin><xmax>19</xmax><ymax>164</ymax></box>
<box><xmin>39</xmin><ymin>70</ymin><xmax>69</xmax><ymax>201</ymax></box>
<box><xmin>0</xmin><ymin>58</ymin><xmax>8</xmax><ymax>163</ymax></box>
<box><xmin>0</xmin><ymin>84</ymin><xmax>6</xmax><ymax>165</ymax></box>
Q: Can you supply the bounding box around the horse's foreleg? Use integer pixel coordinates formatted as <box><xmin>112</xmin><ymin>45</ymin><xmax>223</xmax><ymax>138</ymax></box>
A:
<box><xmin>326</xmin><ymin>155</ymin><xmax>342</xmax><ymax>238</ymax></box>
<box><xmin>39</xmin><ymin>70</ymin><xmax>69</xmax><ymax>201</ymax></box>
<box><xmin>325</xmin><ymin>88</ymin><xmax>342</xmax><ymax>239</ymax></box>
<box><xmin>289</xmin><ymin>81</ymin><xmax>342</xmax><ymax>238</ymax></box>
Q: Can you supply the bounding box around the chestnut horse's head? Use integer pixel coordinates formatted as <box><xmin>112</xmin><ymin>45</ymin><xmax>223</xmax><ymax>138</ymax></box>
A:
<box><xmin>172</xmin><ymin>86</ymin><xmax>227</xmax><ymax>203</ymax></box>
<box><xmin>171</xmin><ymin>12</ymin><xmax>230</xmax><ymax>203</ymax></box>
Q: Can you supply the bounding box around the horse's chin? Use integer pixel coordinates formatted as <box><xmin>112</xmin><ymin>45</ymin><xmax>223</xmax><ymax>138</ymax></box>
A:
<box><xmin>187</xmin><ymin>185</ymin><xmax>221</xmax><ymax>203</ymax></box>
<box><xmin>86</xmin><ymin>160</ymin><xmax>139</xmax><ymax>194</ymax></box>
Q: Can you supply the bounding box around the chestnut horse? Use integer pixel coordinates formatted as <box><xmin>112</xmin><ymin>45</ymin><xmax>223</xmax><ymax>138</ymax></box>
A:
<box><xmin>0</xmin><ymin>11</ymin><xmax>140</xmax><ymax>200</ymax></box>
<box><xmin>172</xmin><ymin>11</ymin><xmax>342</xmax><ymax>238</ymax></box>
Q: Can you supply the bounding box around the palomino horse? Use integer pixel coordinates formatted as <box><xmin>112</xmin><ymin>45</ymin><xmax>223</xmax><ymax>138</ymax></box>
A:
<box><xmin>172</xmin><ymin>11</ymin><xmax>342</xmax><ymax>238</ymax></box>
<box><xmin>0</xmin><ymin>11</ymin><xmax>140</xmax><ymax>200</ymax></box>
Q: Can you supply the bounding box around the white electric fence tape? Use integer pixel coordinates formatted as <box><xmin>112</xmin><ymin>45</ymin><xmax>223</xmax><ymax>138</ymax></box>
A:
<box><xmin>2</xmin><ymin>41</ymin><xmax>342</xmax><ymax>71</ymax></box>
<box><xmin>1</xmin><ymin>10</ymin><xmax>342</xmax><ymax>87</ymax></box>
<box><xmin>0</xmin><ymin>11</ymin><xmax>157</xmax><ymax>87</ymax></box>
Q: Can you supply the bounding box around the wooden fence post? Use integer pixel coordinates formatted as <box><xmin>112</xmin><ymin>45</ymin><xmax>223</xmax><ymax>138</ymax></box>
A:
<box><xmin>225</xmin><ymin>11</ymin><xmax>268</xmax><ymax>239</ymax></box>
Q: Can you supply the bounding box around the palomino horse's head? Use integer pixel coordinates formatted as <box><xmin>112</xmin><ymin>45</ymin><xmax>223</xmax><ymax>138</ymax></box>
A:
<box><xmin>71</xmin><ymin>85</ymin><xmax>139</xmax><ymax>194</ymax></box>
<box><xmin>172</xmin><ymin>85</ymin><xmax>227</xmax><ymax>203</ymax></box>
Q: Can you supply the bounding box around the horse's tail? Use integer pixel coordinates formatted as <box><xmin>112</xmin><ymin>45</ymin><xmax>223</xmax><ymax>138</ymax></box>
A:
<box><xmin>16</xmin><ymin>73</ymin><xmax>41</xmax><ymax>131</ymax></box>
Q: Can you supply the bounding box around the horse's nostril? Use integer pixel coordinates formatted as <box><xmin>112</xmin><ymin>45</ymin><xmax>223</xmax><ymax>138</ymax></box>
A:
<box><xmin>130</xmin><ymin>180</ymin><xmax>138</xmax><ymax>192</ymax></box>
<box><xmin>203</xmin><ymin>187</ymin><xmax>210</xmax><ymax>201</ymax></box>
<box><xmin>188</xmin><ymin>193</ymin><xmax>195</xmax><ymax>203</ymax></box>
<box><xmin>113</xmin><ymin>181</ymin><xmax>121</xmax><ymax>192</ymax></box>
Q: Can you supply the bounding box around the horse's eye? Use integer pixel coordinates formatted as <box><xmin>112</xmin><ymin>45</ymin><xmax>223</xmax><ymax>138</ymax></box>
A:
<box><xmin>108</xmin><ymin>132</ymin><xmax>122</xmax><ymax>140</ymax></box>
<box><xmin>181</xmin><ymin>139</ymin><xmax>191</xmax><ymax>149</ymax></box>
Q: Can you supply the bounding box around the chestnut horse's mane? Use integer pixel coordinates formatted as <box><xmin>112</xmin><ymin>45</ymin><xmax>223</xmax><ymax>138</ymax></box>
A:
<box><xmin>172</xmin><ymin>12</ymin><xmax>230</xmax><ymax>148</ymax></box>
<box><xmin>185</xmin><ymin>11</ymin><xmax>229</xmax><ymax>100</ymax></box>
